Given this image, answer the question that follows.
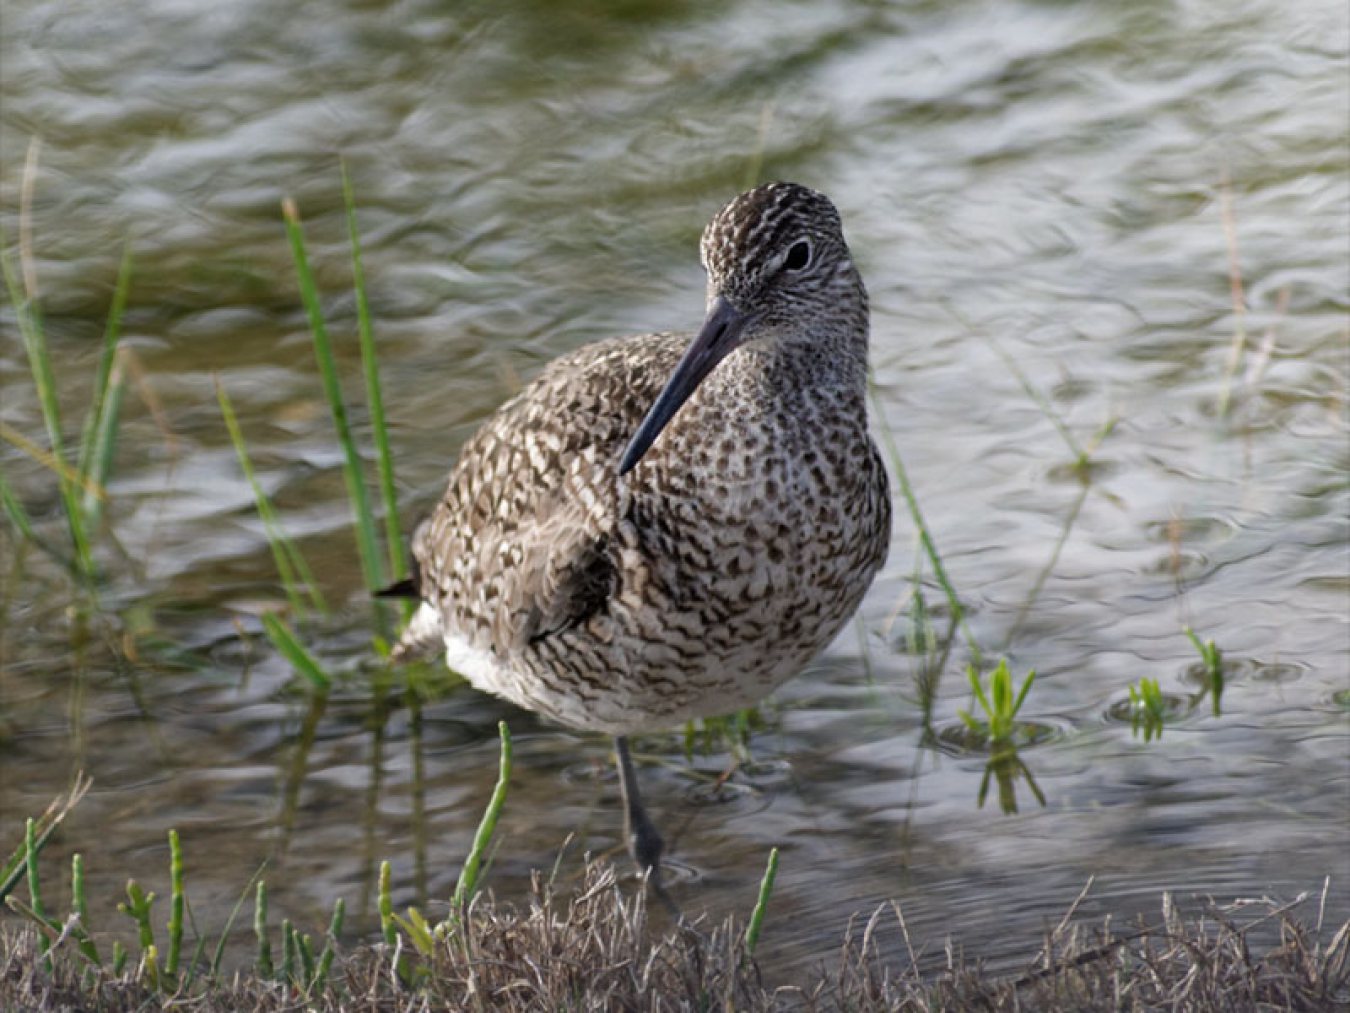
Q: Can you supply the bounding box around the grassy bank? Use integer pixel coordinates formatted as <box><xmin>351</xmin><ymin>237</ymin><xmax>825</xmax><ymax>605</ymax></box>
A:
<box><xmin>3</xmin><ymin>859</ymin><xmax>1346</xmax><ymax>1011</ymax></box>
<box><xmin>5</xmin><ymin>773</ymin><xmax>1344</xmax><ymax>1010</ymax></box>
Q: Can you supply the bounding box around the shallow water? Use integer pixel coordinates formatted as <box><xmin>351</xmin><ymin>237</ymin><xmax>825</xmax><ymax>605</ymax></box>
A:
<box><xmin>2</xmin><ymin>0</ymin><xmax>1347</xmax><ymax>981</ymax></box>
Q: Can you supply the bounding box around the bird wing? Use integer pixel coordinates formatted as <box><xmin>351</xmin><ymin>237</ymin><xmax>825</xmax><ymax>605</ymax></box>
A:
<box><xmin>407</xmin><ymin>333</ymin><xmax>686</xmax><ymax>657</ymax></box>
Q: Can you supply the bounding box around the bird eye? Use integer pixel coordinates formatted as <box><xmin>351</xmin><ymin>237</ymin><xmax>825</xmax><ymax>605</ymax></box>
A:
<box><xmin>783</xmin><ymin>240</ymin><xmax>812</xmax><ymax>272</ymax></box>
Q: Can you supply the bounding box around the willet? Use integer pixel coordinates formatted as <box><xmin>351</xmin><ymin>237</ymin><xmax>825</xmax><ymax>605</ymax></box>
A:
<box><xmin>384</xmin><ymin>182</ymin><xmax>891</xmax><ymax>888</ymax></box>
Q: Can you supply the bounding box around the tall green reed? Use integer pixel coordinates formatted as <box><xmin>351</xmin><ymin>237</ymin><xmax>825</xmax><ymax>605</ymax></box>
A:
<box><xmin>1</xmin><ymin>239</ymin><xmax>132</xmax><ymax>581</ymax></box>
<box><xmin>211</xmin><ymin>175</ymin><xmax>407</xmax><ymax>685</ymax></box>
<box><xmin>216</xmin><ymin>378</ymin><xmax>327</xmax><ymax>620</ymax></box>
<box><xmin>280</xmin><ymin>193</ymin><xmax>402</xmax><ymax>611</ymax></box>
<box><xmin>868</xmin><ymin>377</ymin><xmax>980</xmax><ymax>666</ymax></box>
<box><xmin>342</xmin><ymin>165</ymin><xmax>405</xmax><ymax>591</ymax></box>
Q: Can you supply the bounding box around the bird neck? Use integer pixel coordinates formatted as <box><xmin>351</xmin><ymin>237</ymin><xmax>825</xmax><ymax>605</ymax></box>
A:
<box><xmin>741</xmin><ymin>310</ymin><xmax>870</xmax><ymax>396</ymax></box>
<box><xmin>693</xmin><ymin>320</ymin><xmax>871</xmax><ymax>439</ymax></box>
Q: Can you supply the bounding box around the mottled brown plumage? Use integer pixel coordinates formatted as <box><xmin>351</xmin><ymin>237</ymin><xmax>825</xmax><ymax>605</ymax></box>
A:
<box><xmin>391</xmin><ymin>182</ymin><xmax>891</xmax><ymax>880</ymax></box>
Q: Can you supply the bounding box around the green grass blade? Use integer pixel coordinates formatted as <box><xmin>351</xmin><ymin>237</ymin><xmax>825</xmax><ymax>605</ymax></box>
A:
<box><xmin>0</xmin><ymin>466</ymin><xmax>73</xmax><ymax>573</ymax></box>
<box><xmin>1011</xmin><ymin>667</ymin><xmax>1037</xmax><ymax>717</ymax></box>
<box><xmin>2</xmin><ymin>245</ymin><xmax>60</xmax><ymax>464</ymax></box>
<box><xmin>1</xmin><ymin>241</ymin><xmax>93</xmax><ymax>575</ymax></box>
<box><xmin>991</xmin><ymin>661</ymin><xmax>1011</xmax><ymax>718</ymax></box>
<box><xmin>968</xmin><ymin>665</ymin><xmax>993</xmax><ymax>722</ymax></box>
<box><xmin>215</xmin><ymin>377</ymin><xmax>327</xmax><ymax>616</ymax></box>
<box><xmin>378</xmin><ymin>861</ymin><xmax>395</xmax><ymax>945</ymax></box>
<box><xmin>280</xmin><ymin>919</ymin><xmax>296</xmax><ymax>983</ymax></box>
<box><xmin>281</xmin><ymin>197</ymin><xmax>385</xmax><ymax>597</ymax></box>
<box><xmin>453</xmin><ymin>721</ymin><xmax>513</xmax><ymax>908</ymax></box>
<box><xmin>744</xmin><ymin>846</ymin><xmax>779</xmax><ymax>956</ymax></box>
<box><xmin>70</xmin><ymin>853</ymin><xmax>103</xmax><ymax>967</ymax></box>
<box><xmin>296</xmin><ymin>929</ymin><xmax>316</xmax><ymax>985</ymax></box>
<box><xmin>25</xmin><ymin>819</ymin><xmax>51</xmax><ymax>972</ymax></box>
<box><xmin>311</xmin><ymin>897</ymin><xmax>344</xmax><ymax>992</ymax></box>
<box><xmin>165</xmin><ymin>829</ymin><xmax>184</xmax><ymax>978</ymax></box>
<box><xmin>210</xmin><ymin>862</ymin><xmax>268</xmax><ymax>976</ymax></box>
<box><xmin>867</xmin><ymin>378</ymin><xmax>980</xmax><ymax>665</ymax></box>
<box><xmin>987</xmin><ymin>339</ymin><xmax>1085</xmax><ymax>463</ymax></box>
<box><xmin>260</xmin><ymin>613</ymin><xmax>331</xmax><ymax>691</ymax></box>
<box><xmin>78</xmin><ymin>244</ymin><xmax>132</xmax><ymax>482</ymax></box>
<box><xmin>80</xmin><ymin>354</ymin><xmax>125</xmax><ymax>532</ymax></box>
<box><xmin>0</xmin><ymin>777</ymin><xmax>90</xmax><ymax>904</ymax></box>
<box><xmin>341</xmin><ymin>166</ymin><xmax>404</xmax><ymax>586</ymax></box>
<box><xmin>78</xmin><ymin>245</ymin><xmax>134</xmax><ymax>529</ymax></box>
<box><xmin>0</xmin><ymin>465</ymin><xmax>37</xmax><ymax>544</ymax></box>
<box><xmin>1216</xmin><ymin>171</ymin><xmax>1247</xmax><ymax>418</ymax></box>
<box><xmin>393</xmin><ymin>906</ymin><xmax>435</xmax><ymax>956</ymax></box>
<box><xmin>254</xmin><ymin>882</ymin><xmax>273</xmax><ymax>979</ymax></box>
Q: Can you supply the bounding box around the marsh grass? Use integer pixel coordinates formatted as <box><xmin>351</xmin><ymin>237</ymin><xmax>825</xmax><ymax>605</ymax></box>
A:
<box><xmin>1</xmin><ymin>164</ymin><xmax>401</xmax><ymax>690</ymax></box>
<box><xmin>986</xmin><ymin>338</ymin><xmax>1117</xmax><ymax>477</ymax></box>
<box><xmin>451</xmin><ymin>721</ymin><xmax>512</xmax><ymax>910</ymax></box>
<box><xmin>1216</xmin><ymin>169</ymin><xmax>1248</xmax><ymax>418</ymax></box>
<box><xmin>744</xmin><ymin>845</ymin><xmax>779</xmax><ymax>957</ymax></box>
<box><xmin>1</xmin><ymin>139</ymin><xmax>130</xmax><ymax>580</ymax></box>
<box><xmin>198</xmin><ymin>179</ymin><xmax>410</xmax><ymax>690</ymax></box>
<box><xmin>868</xmin><ymin>380</ymin><xmax>977</xmax><ymax>668</ymax></box>
<box><xmin>216</xmin><ymin>377</ymin><xmax>327</xmax><ymax>619</ymax></box>
<box><xmin>955</xmin><ymin>660</ymin><xmax>1046</xmax><ymax>813</ymax></box>
<box><xmin>958</xmin><ymin>660</ymin><xmax>1036</xmax><ymax>744</ymax></box>
<box><xmin>342</xmin><ymin>165</ymin><xmax>406</xmax><ymax>599</ymax></box>
<box><xmin>4</xmin><ymin>753</ymin><xmax>1348</xmax><ymax>1011</ymax></box>
<box><xmin>0</xmin><ymin>233</ymin><xmax>132</xmax><ymax>582</ymax></box>
<box><xmin>1184</xmin><ymin>624</ymin><xmax>1225</xmax><ymax>716</ymax></box>
<box><xmin>280</xmin><ymin>191</ymin><xmax>408</xmax><ymax>634</ymax></box>
<box><xmin>2</xmin><ymin>762</ymin><xmax>453</xmax><ymax>999</ymax></box>
<box><xmin>3</xmin><ymin>857</ymin><xmax>1345</xmax><ymax>1011</ymax></box>
<box><xmin>260</xmin><ymin>612</ymin><xmax>331</xmax><ymax>691</ymax></box>
<box><xmin>1128</xmin><ymin>676</ymin><xmax>1168</xmax><ymax>742</ymax></box>
<box><xmin>0</xmin><ymin>774</ymin><xmax>90</xmax><ymax>906</ymax></box>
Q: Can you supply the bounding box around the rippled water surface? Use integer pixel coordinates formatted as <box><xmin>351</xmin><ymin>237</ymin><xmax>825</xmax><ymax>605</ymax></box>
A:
<box><xmin>2</xmin><ymin>0</ymin><xmax>1347</xmax><ymax>978</ymax></box>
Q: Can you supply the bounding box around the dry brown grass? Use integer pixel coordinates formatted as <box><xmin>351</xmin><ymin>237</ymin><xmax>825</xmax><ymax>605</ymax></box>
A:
<box><xmin>3</xmin><ymin>861</ymin><xmax>1346</xmax><ymax>1012</ymax></box>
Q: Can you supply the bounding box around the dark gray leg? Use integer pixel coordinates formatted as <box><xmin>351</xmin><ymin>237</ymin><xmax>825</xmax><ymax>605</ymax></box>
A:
<box><xmin>614</xmin><ymin>736</ymin><xmax>664</xmax><ymax>875</ymax></box>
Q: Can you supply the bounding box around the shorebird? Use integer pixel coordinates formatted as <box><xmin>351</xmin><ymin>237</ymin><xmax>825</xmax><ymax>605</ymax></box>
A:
<box><xmin>384</xmin><ymin>182</ymin><xmax>891</xmax><ymax>887</ymax></box>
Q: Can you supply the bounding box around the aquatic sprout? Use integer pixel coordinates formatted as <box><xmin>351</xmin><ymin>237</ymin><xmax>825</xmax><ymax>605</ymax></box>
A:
<box><xmin>1184</xmin><ymin>625</ymin><xmax>1224</xmax><ymax>716</ymax></box>
<box><xmin>1129</xmin><ymin>676</ymin><xmax>1168</xmax><ymax>742</ymax></box>
<box><xmin>959</xmin><ymin>658</ymin><xmax>1037</xmax><ymax>745</ymax></box>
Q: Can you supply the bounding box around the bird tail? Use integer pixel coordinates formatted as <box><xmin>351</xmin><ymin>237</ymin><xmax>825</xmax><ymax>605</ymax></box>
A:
<box><xmin>375</xmin><ymin>577</ymin><xmax>419</xmax><ymax>599</ymax></box>
<box><xmin>376</xmin><ymin>562</ymin><xmax>442</xmax><ymax>662</ymax></box>
<box><xmin>388</xmin><ymin>600</ymin><xmax>444</xmax><ymax>662</ymax></box>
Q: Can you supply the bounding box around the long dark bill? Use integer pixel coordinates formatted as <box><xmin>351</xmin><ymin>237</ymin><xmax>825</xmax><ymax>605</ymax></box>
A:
<box><xmin>618</xmin><ymin>296</ymin><xmax>750</xmax><ymax>475</ymax></box>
